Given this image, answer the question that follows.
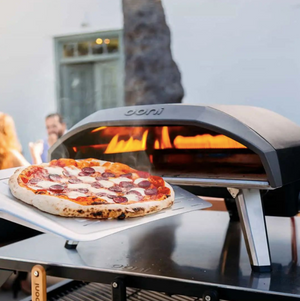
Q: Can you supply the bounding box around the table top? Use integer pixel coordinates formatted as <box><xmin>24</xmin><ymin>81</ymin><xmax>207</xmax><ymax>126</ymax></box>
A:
<box><xmin>0</xmin><ymin>211</ymin><xmax>299</xmax><ymax>299</ymax></box>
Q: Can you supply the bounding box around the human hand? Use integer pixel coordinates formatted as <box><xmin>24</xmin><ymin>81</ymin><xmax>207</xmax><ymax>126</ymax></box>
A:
<box><xmin>29</xmin><ymin>140</ymin><xmax>44</xmax><ymax>156</ymax></box>
<box><xmin>28</xmin><ymin>140</ymin><xmax>44</xmax><ymax>164</ymax></box>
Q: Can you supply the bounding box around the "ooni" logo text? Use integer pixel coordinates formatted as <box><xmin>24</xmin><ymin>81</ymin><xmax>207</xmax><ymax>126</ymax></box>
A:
<box><xmin>124</xmin><ymin>108</ymin><xmax>164</xmax><ymax>116</ymax></box>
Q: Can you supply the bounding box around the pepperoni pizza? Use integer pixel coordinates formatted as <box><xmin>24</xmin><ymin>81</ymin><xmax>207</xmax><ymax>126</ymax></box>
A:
<box><xmin>9</xmin><ymin>158</ymin><xmax>174</xmax><ymax>219</ymax></box>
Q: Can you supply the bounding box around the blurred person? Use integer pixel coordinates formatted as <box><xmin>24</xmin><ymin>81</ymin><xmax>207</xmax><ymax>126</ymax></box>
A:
<box><xmin>0</xmin><ymin>112</ymin><xmax>40</xmax><ymax>297</ymax></box>
<box><xmin>29</xmin><ymin>113</ymin><xmax>67</xmax><ymax>164</ymax></box>
<box><xmin>48</xmin><ymin>132</ymin><xmax>59</xmax><ymax>147</ymax></box>
<box><xmin>0</xmin><ymin>112</ymin><xmax>30</xmax><ymax>169</ymax></box>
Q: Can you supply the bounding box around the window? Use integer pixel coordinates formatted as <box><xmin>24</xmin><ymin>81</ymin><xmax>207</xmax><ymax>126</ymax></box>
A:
<box><xmin>55</xmin><ymin>30</ymin><xmax>124</xmax><ymax>128</ymax></box>
<box><xmin>61</xmin><ymin>37</ymin><xmax>119</xmax><ymax>58</ymax></box>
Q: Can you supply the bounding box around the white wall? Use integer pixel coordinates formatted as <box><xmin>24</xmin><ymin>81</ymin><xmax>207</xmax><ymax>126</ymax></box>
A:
<box><xmin>163</xmin><ymin>0</ymin><xmax>300</xmax><ymax>123</ymax></box>
<box><xmin>1</xmin><ymin>0</ymin><xmax>300</xmax><ymax>160</ymax></box>
<box><xmin>0</xmin><ymin>0</ymin><xmax>122</xmax><ymax>160</ymax></box>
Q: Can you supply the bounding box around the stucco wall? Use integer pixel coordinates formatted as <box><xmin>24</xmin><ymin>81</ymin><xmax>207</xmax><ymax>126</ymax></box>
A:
<box><xmin>164</xmin><ymin>0</ymin><xmax>300</xmax><ymax>123</ymax></box>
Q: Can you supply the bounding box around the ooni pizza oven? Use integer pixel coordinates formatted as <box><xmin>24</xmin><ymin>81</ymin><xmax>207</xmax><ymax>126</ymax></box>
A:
<box><xmin>49</xmin><ymin>104</ymin><xmax>300</xmax><ymax>272</ymax></box>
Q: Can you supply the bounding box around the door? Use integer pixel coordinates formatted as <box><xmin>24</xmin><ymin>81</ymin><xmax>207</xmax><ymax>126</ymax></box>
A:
<box><xmin>60</xmin><ymin>63</ymin><xmax>95</xmax><ymax>127</ymax></box>
<box><xmin>94</xmin><ymin>60</ymin><xmax>123</xmax><ymax>111</ymax></box>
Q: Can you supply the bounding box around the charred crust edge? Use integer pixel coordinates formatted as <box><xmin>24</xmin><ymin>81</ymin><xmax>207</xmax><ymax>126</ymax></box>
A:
<box><xmin>117</xmin><ymin>213</ymin><xmax>126</xmax><ymax>220</ymax></box>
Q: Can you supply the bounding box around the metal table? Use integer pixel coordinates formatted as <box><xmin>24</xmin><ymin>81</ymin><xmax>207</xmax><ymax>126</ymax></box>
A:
<box><xmin>0</xmin><ymin>211</ymin><xmax>299</xmax><ymax>301</ymax></box>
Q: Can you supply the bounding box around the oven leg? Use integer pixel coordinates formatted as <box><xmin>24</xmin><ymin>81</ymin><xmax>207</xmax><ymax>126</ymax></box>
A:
<box><xmin>64</xmin><ymin>240</ymin><xmax>79</xmax><ymax>249</ymax></box>
<box><xmin>112</xmin><ymin>278</ymin><xmax>126</xmax><ymax>301</ymax></box>
<box><xmin>0</xmin><ymin>269</ymin><xmax>13</xmax><ymax>288</ymax></box>
<box><xmin>235</xmin><ymin>189</ymin><xmax>272</xmax><ymax>272</ymax></box>
<box><xmin>224</xmin><ymin>197</ymin><xmax>239</xmax><ymax>222</ymax></box>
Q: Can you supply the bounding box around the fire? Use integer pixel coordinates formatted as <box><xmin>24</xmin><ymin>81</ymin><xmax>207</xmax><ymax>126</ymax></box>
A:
<box><xmin>147</xmin><ymin>126</ymin><xmax>246</xmax><ymax>150</ymax></box>
<box><xmin>91</xmin><ymin>126</ymin><xmax>107</xmax><ymax>133</ymax></box>
<box><xmin>104</xmin><ymin>130</ymin><xmax>149</xmax><ymax>154</ymax></box>
<box><xmin>154</xmin><ymin>126</ymin><xmax>172</xmax><ymax>149</ymax></box>
<box><xmin>91</xmin><ymin>126</ymin><xmax>246</xmax><ymax>154</ymax></box>
<box><xmin>173</xmin><ymin>134</ymin><xmax>246</xmax><ymax>149</ymax></box>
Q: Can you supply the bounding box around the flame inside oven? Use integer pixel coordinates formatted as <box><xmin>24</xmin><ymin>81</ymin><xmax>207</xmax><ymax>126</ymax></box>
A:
<box><xmin>104</xmin><ymin>130</ymin><xmax>149</xmax><ymax>154</ymax></box>
<box><xmin>54</xmin><ymin>125</ymin><xmax>265</xmax><ymax>180</ymax></box>
<box><xmin>86</xmin><ymin>126</ymin><xmax>246</xmax><ymax>154</ymax></box>
<box><xmin>173</xmin><ymin>134</ymin><xmax>246</xmax><ymax>149</ymax></box>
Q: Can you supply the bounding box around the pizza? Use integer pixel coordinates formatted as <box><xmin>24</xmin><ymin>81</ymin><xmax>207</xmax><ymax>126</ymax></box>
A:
<box><xmin>8</xmin><ymin>158</ymin><xmax>174</xmax><ymax>219</ymax></box>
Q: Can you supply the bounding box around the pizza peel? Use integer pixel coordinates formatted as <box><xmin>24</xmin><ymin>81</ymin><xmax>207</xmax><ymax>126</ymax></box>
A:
<box><xmin>0</xmin><ymin>168</ymin><xmax>211</xmax><ymax>242</ymax></box>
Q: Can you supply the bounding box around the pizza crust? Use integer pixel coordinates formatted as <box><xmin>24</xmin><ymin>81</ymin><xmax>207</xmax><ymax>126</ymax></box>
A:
<box><xmin>9</xmin><ymin>166</ymin><xmax>174</xmax><ymax>219</ymax></box>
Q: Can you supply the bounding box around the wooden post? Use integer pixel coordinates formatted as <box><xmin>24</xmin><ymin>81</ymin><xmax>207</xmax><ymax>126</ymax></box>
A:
<box><xmin>31</xmin><ymin>265</ymin><xmax>47</xmax><ymax>301</ymax></box>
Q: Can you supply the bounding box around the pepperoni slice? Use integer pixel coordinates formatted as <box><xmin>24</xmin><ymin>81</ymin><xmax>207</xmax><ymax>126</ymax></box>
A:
<box><xmin>78</xmin><ymin>172</ymin><xmax>89</xmax><ymax>176</ymax></box>
<box><xmin>49</xmin><ymin>184</ymin><xmax>65</xmax><ymax>193</ymax></box>
<box><xmin>78</xmin><ymin>188</ymin><xmax>89</xmax><ymax>194</ymax></box>
<box><xmin>138</xmin><ymin>180</ymin><xmax>151</xmax><ymax>188</ymax></box>
<box><xmin>68</xmin><ymin>178</ymin><xmax>82</xmax><ymax>184</ymax></box>
<box><xmin>109</xmin><ymin>186</ymin><xmax>122</xmax><ymax>193</ymax></box>
<box><xmin>128</xmin><ymin>190</ymin><xmax>142</xmax><ymax>196</ymax></box>
<box><xmin>96</xmin><ymin>192</ymin><xmax>108</xmax><ymax>197</ymax></box>
<box><xmin>82</xmin><ymin>167</ymin><xmax>95</xmax><ymax>175</ymax></box>
<box><xmin>91</xmin><ymin>182</ymin><xmax>103</xmax><ymax>188</ymax></box>
<box><xmin>62</xmin><ymin>170</ymin><xmax>70</xmax><ymax>177</ymax></box>
<box><xmin>122</xmin><ymin>173</ymin><xmax>132</xmax><ymax>178</ymax></box>
<box><xmin>49</xmin><ymin>174</ymin><xmax>62</xmax><ymax>181</ymax></box>
<box><xmin>119</xmin><ymin>181</ymin><xmax>133</xmax><ymax>188</ymax></box>
<box><xmin>102</xmin><ymin>172</ymin><xmax>115</xmax><ymax>178</ymax></box>
<box><xmin>113</xmin><ymin>196</ymin><xmax>128</xmax><ymax>203</ymax></box>
<box><xmin>96</xmin><ymin>193</ymin><xmax>115</xmax><ymax>199</ymax></box>
<box><xmin>145</xmin><ymin>188</ymin><xmax>158</xmax><ymax>195</ymax></box>
<box><xmin>137</xmin><ymin>171</ymin><xmax>150</xmax><ymax>178</ymax></box>
<box><xmin>28</xmin><ymin>178</ymin><xmax>41</xmax><ymax>184</ymax></box>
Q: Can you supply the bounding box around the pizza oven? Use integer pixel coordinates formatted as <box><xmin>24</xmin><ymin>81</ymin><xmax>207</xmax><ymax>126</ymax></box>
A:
<box><xmin>49</xmin><ymin>104</ymin><xmax>300</xmax><ymax>272</ymax></box>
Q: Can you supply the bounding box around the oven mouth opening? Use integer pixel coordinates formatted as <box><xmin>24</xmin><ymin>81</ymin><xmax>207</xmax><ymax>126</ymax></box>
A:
<box><xmin>52</xmin><ymin>125</ymin><xmax>267</xmax><ymax>182</ymax></box>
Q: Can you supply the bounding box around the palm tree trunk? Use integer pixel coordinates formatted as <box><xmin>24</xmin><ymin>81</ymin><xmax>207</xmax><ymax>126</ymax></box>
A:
<box><xmin>122</xmin><ymin>0</ymin><xmax>184</xmax><ymax>105</ymax></box>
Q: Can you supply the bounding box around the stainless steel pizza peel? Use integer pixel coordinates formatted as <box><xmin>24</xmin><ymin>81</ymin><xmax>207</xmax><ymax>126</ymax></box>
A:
<box><xmin>0</xmin><ymin>168</ymin><xmax>211</xmax><ymax>242</ymax></box>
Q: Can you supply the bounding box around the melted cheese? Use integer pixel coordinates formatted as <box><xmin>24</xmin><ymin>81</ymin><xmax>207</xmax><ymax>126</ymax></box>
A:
<box><xmin>92</xmin><ymin>166</ymin><xmax>106</xmax><ymax>173</ymax></box>
<box><xmin>110</xmin><ymin>177</ymin><xmax>132</xmax><ymax>184</ymax></box>
<box><xmin>129</xmin><ymin>188</ymin><xmax>146</xmax><ymax>196</ymax></box>
<box><xmin>98</xmin><ymin>180</ymin><xmax>114</xmax><ymax>188</ymax></box>
<box><xmin>66</xmin><ymin>191</ymin><xmax>87</xmax><ymax>199</ymax></box>
<box><xmin>44</xmin><ymin>167</ymin><xmax>64</xmax><ymax>175</ymax></box>
<box><xmin>89</xmin><ymin>187</ymin><xmax>117</xmax><ymax>195</ymax></box>
<box><xmin>68</xmin><ymin>183</ymin><xmax>91</xmax><ymax>190</ymax></box>
<box><xmin>64</xmin><ymin>166</ymin><xmax>81</xmax><ymax>176</ymax></box>
<box><xmin>35</xmin><ymin>181</ymin><xmax>61</xmax><ymax>189</ymax></box>
<box><xmin>60</xmin><ymin>178</ymin><xmax>69</xmax><ymax>183</ymax></box>
<box><xmin>78</xmin><ymin>176</ymin><xmax>97</xmax><ymax>183</ymax></box>
<box><xmin>96</xmin><ymin>196</ymin><xmax>115</xmax><ymax>204</ymax></box>
<box><xmin>126</xmin><ymin>193</ymin><xmax>140</xmax><ymax>202</ymax></box>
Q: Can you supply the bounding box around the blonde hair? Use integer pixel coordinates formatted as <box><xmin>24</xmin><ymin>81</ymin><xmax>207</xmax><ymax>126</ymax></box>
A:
<box><xmin>0</xmin><ymin>113</ymin><xmax>22</xmax><ymax>169</ymax></box>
